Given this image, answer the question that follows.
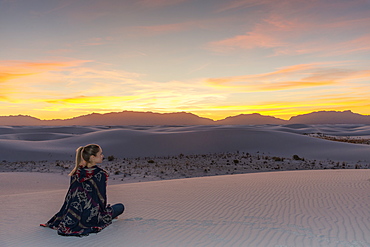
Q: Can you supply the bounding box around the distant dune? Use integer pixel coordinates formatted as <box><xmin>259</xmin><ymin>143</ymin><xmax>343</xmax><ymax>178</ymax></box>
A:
<box><xmin>1</xmin><ymin>122</ymin><xmax>370</xmax><ymax>246</ymax></box>
<box><xmin>1</xmin><ymin>110</ymin><xmax>370</xmax><ymax>126</ymax></box>
<box><xmin>1</xmin><ymin>124</ymin><xmax>369</xmax><ymax>162</ymax></box>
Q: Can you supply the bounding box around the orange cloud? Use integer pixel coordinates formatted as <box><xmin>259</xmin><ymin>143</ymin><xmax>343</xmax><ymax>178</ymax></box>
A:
<box><xmin>45</xmin><ymin>95</ymin><xmax>139</xmax><ymax>105</ymax></box>
<box><xmin>0</xmin><ymin>95</ymin><xmax>9</xmax><ymax>102</ymax></box>
<box><xmin>2</xmin><ymin>60</ymin><xmax>89</xmax><ymax>70</ymax></box>
<box><xmin>0</xmin><ymin>72</ymin><xmax>36</xmax><ymax>83</ymax></box>
<box><xmin>331</xmin><ymin>35</ymin><xmax>370</xmax><ymax>55</ymax></box>
<box><xmin>0</xmin><ymin>60</ymin><xmax>91</xmax><ymax>83</ymax></box>
<box><xmin>37</xmin><ymin>95</ymin><xmax>141</xmax><ymax>116</ymax></box>
<box><xmin>208</xmin><ymin>32</ymin><xmax>285</xmax><ymax>52</ymax></box>
<box><xmin>205</xmin><ymin>63</ymin><xmax>354</xmax><ymax>91</ymax></box>
<box><xmin>208</xmin><ymin>79</ymin><xmax>336</xmax><ymax>92</ymax></box>
<box><xmin>274</xmin><ymin>34</ymin><xmax>370</xmax><ymax>57</ymax></box>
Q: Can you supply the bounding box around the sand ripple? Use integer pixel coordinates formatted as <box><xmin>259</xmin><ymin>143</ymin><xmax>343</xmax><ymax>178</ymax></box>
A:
<box><xmin>1</xmin><ymin>170</ymin><xmax>369</xmax><ymax>246</ymax></box>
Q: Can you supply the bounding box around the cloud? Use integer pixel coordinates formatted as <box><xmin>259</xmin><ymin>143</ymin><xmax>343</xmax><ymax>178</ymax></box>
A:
<box><xmin>0</xmin><ymin>58</ymin><xmax>225</xmax><ymax>118</ymax></box>
<box><xmin>0</xmin><ymin>72</ymin><xmax>35</xmax><ymax>83</ymax></box>
<box><xmin>0</xmin><ymin>60</ymin><xmax>91</xmax><ymax>83</ymax></box>
<box><xmin>205</xmin><ymin>62</ymin><xmax>366</xmax><ymax>92</ymax></box>
<box><xmin>125</xmin><ymin>17</ymin><xmax>230</xmax><ymax>37</ymax></box>
<box><xmin>208</xmin><ymin>1</ymin><xmax>370</xmax><ymax>56</ymax></box>
<box><xmin>206</xmin><ymin>13</ymin><xmax>306</xmax><ymax>53</ymax></box>
<box><xmin>0</xmin><ymin>95</ymin><xmax>9</xmax><ymax>102</ymax></box>
<box><xmin>129</xmin><ymin>22</ymin><xmax>195</xmax><ymax>36</ymax></box>
<box><xmin>45</xmin><ymin>95</ymin><xmax>134</xmax><ymax>104</ymax></box>
<box><xmin>273</xmin><ymin>33</ymin><xmax>370</xmax><ymax>57</ymax></box>
<box><xmin>208</xmin><ymin>32</ymin><xmax>285</xmax><ymax>52</ymax></box>
<box><xmin>190</xmin><ymin>87</ymin><xmax>370</xmax><ymax>120</ymax></box>
<box><xmin>137</xmin><ymin>0</ymin><xmax>189</xmax><ymax>8</ymax></box>
<box><xmin>215</xmin><ymin>0</ymin><xmax>273</xmax><ymax>13</ymax></box>
<box><xmin>0</xmin><ymin>59</ymin><xmax>133</xmax><ymax>105</ymax></box>
<box><xmin>81</xmin><ymin>37</ymin><xmax>114</xmax><ymax>46</ymax></box>
<box><xmin>208</xmin><ymin>19</ymin><xmax>370</xmax><ymax>56</ymax></box>
<box><xmin>327</xmin><ymin>35</ymin><xmax>370</xmax><ymax>56</ymax></box>
<box><xmin>33</xmin><ymin>78</ymin><xmax>225</xmax><ymax>118</ymax></box>
<box><xmin>47</xmin><ymin>49</ymin><xmax>74</xmax><ymax>55</ymax></box>
<box><xmin>15</xmin><ymin>60</ymin><xmax>89</xmax><ymax>70</ymax></box>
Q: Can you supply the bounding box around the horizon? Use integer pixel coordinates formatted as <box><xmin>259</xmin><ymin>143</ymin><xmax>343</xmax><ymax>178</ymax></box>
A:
<box><xmin>1</xmin><ymin>1</ymin><xmax>370</xmax><ymax>121</ymax></box>
<box><xmin>0</xmin><ymin>109</ymin><xmax>366</xmax><ymax>121</ymax></box>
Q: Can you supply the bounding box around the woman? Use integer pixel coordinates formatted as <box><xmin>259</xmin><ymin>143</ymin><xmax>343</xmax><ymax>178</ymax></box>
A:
<box><xmin>40</xmin><ymin>144</ymin><xmax>124</xmax><ymax>236</ymax></box>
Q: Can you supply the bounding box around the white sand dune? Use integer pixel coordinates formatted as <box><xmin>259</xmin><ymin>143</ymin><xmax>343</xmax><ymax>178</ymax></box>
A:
<box><xmin>1</xmin><ymin>125</ymin><xmax>369</xmax><ymax>246</ymax></box>
<box><xmin>1</xmin><ymin>125</ymin><xmax>370</xmax><ymax>162</ymax></box>
<box><xmin>1</xmin><ymin>170</ymin><xmax>369</xmax><ymax>247</ymax></box>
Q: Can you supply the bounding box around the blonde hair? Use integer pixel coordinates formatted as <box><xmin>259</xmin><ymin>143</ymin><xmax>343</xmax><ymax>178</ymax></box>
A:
<box><xmin>69</xmin><ymin>144</ymin><xmax>101</xmax><ymax>176</ymax></box>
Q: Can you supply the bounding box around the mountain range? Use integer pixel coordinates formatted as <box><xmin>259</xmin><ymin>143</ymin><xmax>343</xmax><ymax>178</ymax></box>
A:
<box><xmin>1</xmin><ymin>110</ymin><xmax>370</xmax><ymax>126</ymax></box>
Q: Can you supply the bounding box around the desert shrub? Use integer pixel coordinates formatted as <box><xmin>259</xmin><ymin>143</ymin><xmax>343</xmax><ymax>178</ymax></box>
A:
<box><xmin>147</xmin><ymin>160</ymin><xmax>155</xmax><ymax>164</ymax></box>
<box><xmin>293</xmin><ymin>155</ymin><xmax>302</xmax><ymax>161</ymax></box>
<box><xmin>272</xmin><ymin>157</ymin><xmax>283</xmax><ymax>162</ymax></box>
<box><xmin>107</xmin><ymin>155</ymin><xmax>115</xmax><ymax>161</ymax></box>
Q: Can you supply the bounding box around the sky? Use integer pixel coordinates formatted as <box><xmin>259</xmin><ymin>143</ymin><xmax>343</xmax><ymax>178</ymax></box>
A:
<box><xmin>1</xmin><ymin>0</ymin><xmax>370</xmax><ymax>120</ymax></box>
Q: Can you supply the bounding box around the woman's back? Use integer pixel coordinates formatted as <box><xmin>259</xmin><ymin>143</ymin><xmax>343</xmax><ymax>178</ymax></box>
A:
<box><xmin>46</xmin><ymin>166</ymin><xmax>113</xmax><ymax>236</ymax></box>
<box><xmin>41</xmin><ymin>144</ymin><xmax>124</xmax><ymax>236</ymax></box>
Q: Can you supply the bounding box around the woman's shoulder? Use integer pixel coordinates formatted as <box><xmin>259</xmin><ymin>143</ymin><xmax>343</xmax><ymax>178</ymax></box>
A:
<box><xmin>94</xmin><ymin>166</ymin><xmax>109</xmax><ymax>179</ymax></box>
<box><xmin>73</xmin><ymin>166</ymin><xmax>109</xmax><ymax>183</ymax></box>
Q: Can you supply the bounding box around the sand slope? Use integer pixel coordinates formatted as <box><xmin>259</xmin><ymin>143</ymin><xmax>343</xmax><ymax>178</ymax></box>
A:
<box><xmin>1</xmin><ymin>125</ymin><xmax>370</xmax><ymax>162</ymax></box>
<box><xmin>1</xmin><ymin>170</ymin><xmax>369</xmax><ymax>247</ymax></box>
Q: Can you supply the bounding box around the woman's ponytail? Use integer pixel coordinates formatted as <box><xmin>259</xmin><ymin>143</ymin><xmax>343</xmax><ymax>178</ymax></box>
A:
<box><xmin>69</xmin><ymin>146</ymin><xmax>84</xmax><ymax>176</ymax></box>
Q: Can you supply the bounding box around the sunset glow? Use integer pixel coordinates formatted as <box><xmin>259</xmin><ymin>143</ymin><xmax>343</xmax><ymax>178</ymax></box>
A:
<box><xmin>1</xmin><ymin>0</ymin><xmax>370</xmax><ymax>120</ymax></box>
